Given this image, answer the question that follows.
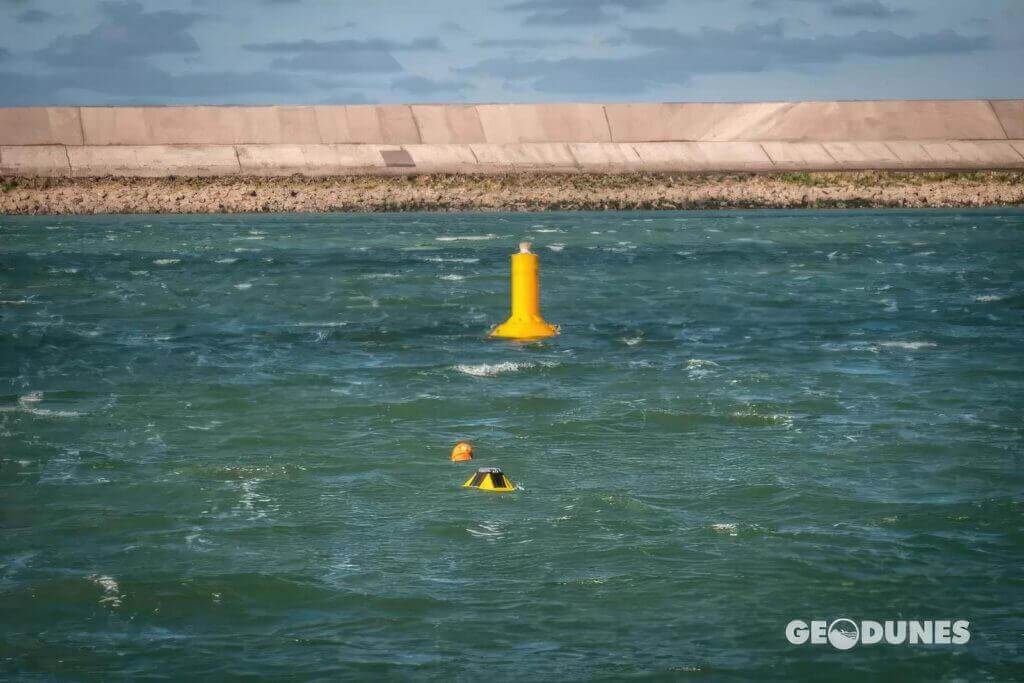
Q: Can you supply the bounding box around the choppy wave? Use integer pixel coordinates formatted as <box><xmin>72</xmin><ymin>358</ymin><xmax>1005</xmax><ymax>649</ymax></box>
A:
<box><xmin>421</xmin><ymin>256</ymin><xmax>480</xmax><ymax>263</ymax></box>
<box><xmin>435</xmin><ymin>234</ymin><xmax>496</xmax><ymax>242</ymax></box>
<box><xmin>89</xmin><ymin>574</ymin><xmax>123</xmax><ymax>608</ymax></box>
<box><xmin>455</xmin><ymin>361</ymin><xmax>553</xmax><ymax>377</ymax></box>
<box><xmin>876</xmin><ymin>341</ymin><xmax>937</xmax><ymax>351</ymax></box>
<box><xmin>0</xmin><ymin>391</ymin><xmax>82</xmax><ymax>418</ymax></box>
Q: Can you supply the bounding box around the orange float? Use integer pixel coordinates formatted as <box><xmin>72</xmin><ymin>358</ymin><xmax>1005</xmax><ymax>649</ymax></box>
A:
<box><xmin>450</xmin><ymin>441</ymin><xmax>474</xmax><ymax>462</ymax></box>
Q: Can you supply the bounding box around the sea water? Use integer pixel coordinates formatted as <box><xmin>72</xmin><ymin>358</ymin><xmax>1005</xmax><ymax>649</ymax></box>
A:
<box><xmin>1</xmin><ymin>210</ymin><xmax>1021</xmax><ymax>679</ymax></box>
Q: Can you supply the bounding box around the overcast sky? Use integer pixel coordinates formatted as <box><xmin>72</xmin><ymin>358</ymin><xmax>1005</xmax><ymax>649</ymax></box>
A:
<box><xmin>0</xmin><ymin>0</ymin><xmax>1021</xmax><ymax>106</ymax></box>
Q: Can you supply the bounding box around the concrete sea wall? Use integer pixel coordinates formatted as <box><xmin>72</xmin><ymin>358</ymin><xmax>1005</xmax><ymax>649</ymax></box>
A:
<box><xmin>1</xmin><ymin>100</ymin><xmax>1022</xmax><ymax>177</ymax></box>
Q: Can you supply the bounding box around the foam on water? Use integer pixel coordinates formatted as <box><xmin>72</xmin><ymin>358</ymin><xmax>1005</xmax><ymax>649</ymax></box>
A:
<box><xmin>435</xmin><ymin>234</ymin><xmax>496</xmax><ymax>241</ymax></box>
<box><xmin>455</xmin><ymin>361</ymin><xmax>552</xmax><ymax>377</ymax></box>
<box><xmin>876</xmin><ymin>341</ymin><xmax>937</xmax><ymax>350</ymax></box>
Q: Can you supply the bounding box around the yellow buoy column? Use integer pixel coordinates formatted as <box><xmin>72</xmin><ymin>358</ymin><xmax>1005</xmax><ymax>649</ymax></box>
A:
<box><xmin>489</xmin><ymin>242</ymin><xmax>559</xmax><ymax>340</ymax></box>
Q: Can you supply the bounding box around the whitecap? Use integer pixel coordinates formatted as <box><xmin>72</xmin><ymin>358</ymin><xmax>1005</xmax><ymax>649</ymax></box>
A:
<box><xmin>216</xmin><ymin>257</ymin><xmax>239</xmax><ymax>264</ymax></box>
<box><xmin>89</xmin><ymin>574</ymin><xmax>123</xmax><ymax>607</ymax></box>
<box><xmin>876</xmin><ymin>341</ymin><xmax>937</xmax><ymax>351</ymax></box>
<box><xmin>711</xmin><ymin>523</ymin><xmax>738</xmax><ymax>536</ymax></box>
<box><xmin>421</xmin><ymin>256</ymin><xmax>479</xmax><ymax>263</ymax></box>
<box><xmin>973</xmin><ymin>294</ymin><xmax>1005</xmax><ymax>302</ymax></box>
<box><xmin>532</xmin><ymin>228</ymin><xmax>562</xmax><ymax>233</ymax></box>
<box><xmin>547</xmin><ymin>243</ymin><xmax>565</xmax><ymax>252</ymax></box>
<box><xmin>152</xmin><ymin>259</ymin><xmax>180</xmax><ymax>266</ymax></box>
<box><xmin>455</xmin><ymin>361</ymin><xmax>551</xmax><ymax>377</ymax></box>
<box><xmin>623</xmin><ymin>336</ymin><xmax>642</xmax><ymax>346</ymax></box>
<box><xmin>233</xmin><ymin>283</ymin><xmax>253</xmax><ymax>290</ymax></box>
<box><xmin>362</xmin><ymin>273</ymin><xmax>401</xmax><ymax>279</ymax></box>
<box><xmin>0</xmin><ymin>391</ymin><xmax>82</xmax><ymax>418</ymax></box>
<box><xmin>440</xmin><ymin>274</ymin><xmax>465</xmax><ymax>281</ymax></box>
<box><xmin>435</xmin><ymin>234</ymin><xmax>496</xmax><ymax>241</ymax></box>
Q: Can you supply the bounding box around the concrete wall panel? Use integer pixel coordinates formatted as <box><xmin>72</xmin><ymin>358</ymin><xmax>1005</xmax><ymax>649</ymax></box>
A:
<box><xmin>761</xmin><ymin>142</ymin><xmax>834</xmax><ymax>168</ymax></box>
<box><xmin>81</xmin><ymin>107</ymin><xmax>149</xmax><ymax>145</ymax></box>
<box><xmin>0</xmin><ymin>145</ymin><xmax>71</xmax><ymax>176</ymax></box>
<box><xmin>377</xmin><ymin>106</ymin><xmax>421</xmax><ymax>144</ymax></box>
<box><xmin>755</xmin><ymin>100</ymin><xmax>1006</xmax><ymax>142</ymax></box>
<box><xmin>314</xmin><ymin>105</ymin><xmax>421</xmax><ymax>144</ymax></box>
<box><xmin>991</xmin><ymin>100</ymin><xmax>1024</xmax><ymax>139</ymax></box>
<box><xmin>0</xmin><ymin>107</ymin><xmax>83</xmax><ymax>146</ymax></box>
<box><xmin>236</xmin><ymin>144</ymin><xmax>388</xmax><ymax>175</ymax></box>
<box><xmin>925</xmin><ymin>141</ymin><xmax>1024</xmax><ymax>168</ymax></box>
<box><xmin>477</xmin><ymin>104</ymin><xmax>610</xmax><ymax>143</ymax></box>
<box><xmin>607</xmin><ymin>100</ymin><xmax>1009</xmax><ymax>143</ymax></box>
<box><xmin>567</xmin><ymin>143</ymin><xmax>642</xmax><ymax>170</ymax></box>
<box><xmin>821</xmin><ymin>142</ymin><xmax>901</xmax><ymax>168</ymax></box>
<box><xmin>469</xmin><ymin>143</ymin><xmax>578</xmax><ymax>169</ymax></box>
<box><xmin>82</xmin><ymin>106</ymin><xmax>322</xmax><ymax>145</ymax></box>
<box><xmin>411</xmin><ymin>105</ymin><xmax>485</xmax><ymax>144</ymax></box>
<box><xmin>606</xmin><ymin>103</ymin><xmax>792</xmax><ymax>142</ymax></box>
<box><xmin>883</xmin><ymin>141</ymin><xmax>938</xmax><ymax>167</ymax></box>
<box><xmin>68</xmin><ymin>145</ymin><xmax>240</xmax><ymax>177</ymax></box>
<box><xmin>630</xmin><ymin>142</ymin><xmax>773</xmax><ymax>170</ymax></box>
<box><xmin>402</xmin><ymin>144</ymin><xmax>478</xmax><ymax>171</ymax></box>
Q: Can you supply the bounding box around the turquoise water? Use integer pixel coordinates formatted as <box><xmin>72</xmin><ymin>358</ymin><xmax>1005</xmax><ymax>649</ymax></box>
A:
<box><xmin>1</xmin><ymin>210</ymin><xmax>1022</xmax><ymax>680</ymax></box>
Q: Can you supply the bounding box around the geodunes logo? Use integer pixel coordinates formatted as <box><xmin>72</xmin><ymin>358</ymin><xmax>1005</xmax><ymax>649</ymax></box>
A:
<box><xmin>786</xmin><ymin>619</ymin><xmax>970</xmax><ymax>650</ymax></box>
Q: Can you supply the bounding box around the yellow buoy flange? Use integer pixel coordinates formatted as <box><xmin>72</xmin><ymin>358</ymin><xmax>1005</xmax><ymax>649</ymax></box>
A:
<box><xmin>462</xmin><ymin>467</ymin><xmax>516</xmax><ymax>492</ymax></box>
<box><xmin>488</xmin><ymin>242</ymin><xmax>558</xmax><ymax>340</ymax></box>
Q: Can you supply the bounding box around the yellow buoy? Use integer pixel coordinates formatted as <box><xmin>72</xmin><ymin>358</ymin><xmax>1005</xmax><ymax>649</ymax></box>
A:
<box><xmin>462</xmin><ymin>467</ymin><xmax>516</xmax><ymax>492</ymax></box>
<box><xmin>488</xmin><ymin>242</ymin><xmax>559</xmax><ymax>340</ymax></box>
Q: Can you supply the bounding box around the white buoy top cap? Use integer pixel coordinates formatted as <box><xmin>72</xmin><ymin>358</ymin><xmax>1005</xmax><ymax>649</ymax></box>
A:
<box><xmin>519</xmin><ymin>241</ymin><xmax>532</xmax><ymax>253</ymax></box>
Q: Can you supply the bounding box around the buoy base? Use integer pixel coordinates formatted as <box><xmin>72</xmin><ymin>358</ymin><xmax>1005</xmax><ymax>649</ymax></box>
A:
<box><xmin>462</xmin><ymin>467</ymin><xmax>515</xmax><ymax>492</ymax></box>
<box><xmin>488</xmin><ymin>315</ymin><xmax>559</xmax><ymax>341</ymax></box>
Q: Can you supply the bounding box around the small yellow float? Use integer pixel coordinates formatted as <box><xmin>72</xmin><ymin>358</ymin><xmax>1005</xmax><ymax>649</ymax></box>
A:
<box><xmin>462</xmin><ymin>467</ymin><xmax>515</xmax><ymax>492</ymax></box>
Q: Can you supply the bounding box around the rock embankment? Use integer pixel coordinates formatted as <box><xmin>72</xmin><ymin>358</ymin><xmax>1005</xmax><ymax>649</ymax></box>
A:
<box><xmin>2</xmin><ymin>172</ymin><xmax>1022</xmax><ymax>215</ymax></box>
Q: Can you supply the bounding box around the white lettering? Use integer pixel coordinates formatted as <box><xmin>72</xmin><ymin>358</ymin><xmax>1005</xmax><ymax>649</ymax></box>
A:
<box><xmin>884</xmin><ymin>621</ymin><xmax>907</xmax><ymax>645</ymax></box>
<box><xmin>952</xmin><ymin>620</ymin><xmax>970</xmax><ymax>644</ymax></box>
<box><xmin>909</xmin><ymin>621</ymin><xmax>932</xmax><ymax>645</ymax></box>
<box><xmin>786</xmin><ymin>620</ymin><xmax>809</xmax><ymax>645</ymax></box>
<box><xmin>861</xmin><ymin>620</ymin><xmax>883</xmax><ymax>645</ymax></box>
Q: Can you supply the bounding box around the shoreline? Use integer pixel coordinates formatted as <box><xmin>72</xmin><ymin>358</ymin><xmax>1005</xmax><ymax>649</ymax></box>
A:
<box><xmin>2</xmin><ymin>172</ymin><xmax>1023</xmax><ymax>215</ymax></box>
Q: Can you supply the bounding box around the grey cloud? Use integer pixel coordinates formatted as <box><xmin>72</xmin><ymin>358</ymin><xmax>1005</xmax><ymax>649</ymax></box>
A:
<box><xmin>461</xmin><ymin>22</ymin><xmax>991</xmax><ymax>95</ymax></box>
<box><xmin>0</xmin><ymin>47</ymin><xmax>9</xmax><ymax>60</ymax></box>
<box><xmin>829</xmin><ymin>1</ymin><xmax>912</xmax><ymax>19</ymax></box>
<box><xmin>503</xmin><ymin>0</ymin><xmax>664</xmax><ymax>26</ymax></box>
<box><xmin>17</xmin><ymin>8</ymin><xmax>54</xmax><ymax>23</ymax></box>
<box><xmin>0</xmin><ymin>64</ymin><xmax>298</xmax><ymax>105</ymax></box>
<box><xmin>244</xmin><ymin>37</ymin><xmax>443</xmax><ymax>73</ymax></box>
<box><xmin>391</xmin><ymin>75</ymin><xmax>472</xmax><ymax>95</ymax></box>
<box><xmin>615</xmin><ymin>22</ymin><xmax>984</xmax><ymax>61</ymax></box>
<box><xmin>474</xmin><ymin>38</ymin><xmax>581</xmax><ymax>48</ymax></box>
<box><xmin>439</xmin><ymin>21</ymin><xmax>466</xmax><ymax>33</ymax></box>
<box><xmin>38</xmin><ymin>1</ymin><xmax>206</xmax><ymax>67</ymax></box>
